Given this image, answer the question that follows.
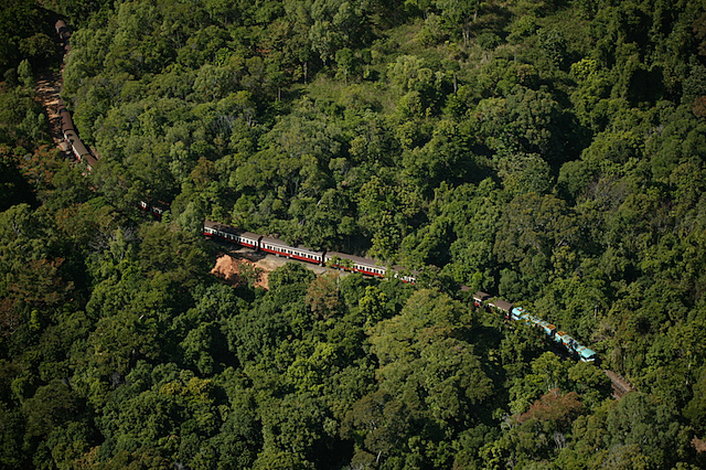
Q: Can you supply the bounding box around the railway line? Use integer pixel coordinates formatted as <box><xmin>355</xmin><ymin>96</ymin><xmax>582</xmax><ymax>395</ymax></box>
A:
<box><xmin>34</xmin><ymin>70</ymin><xmax>70</xmax><ymax>155</ymax></box>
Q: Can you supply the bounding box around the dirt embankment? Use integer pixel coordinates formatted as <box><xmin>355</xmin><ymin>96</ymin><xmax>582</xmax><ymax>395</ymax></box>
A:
<box><xmin>211</xmin><ymin>253</ymin><xmax>270</xmax><ymax>289</ymax></box>
<box><xmin>210</xmin><ymin>244</ymin><xmax>333</xmax><ymax>290</ymax></box>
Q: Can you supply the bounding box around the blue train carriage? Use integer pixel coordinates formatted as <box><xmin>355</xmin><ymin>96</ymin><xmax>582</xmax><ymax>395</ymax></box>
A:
<box><xmin>535</xmin><ymin>320</ymin><xmax>557</xmax><ymax>337</ymax></box>
<box><xmin>511</xmin><ymin>307</ymin><xmax>528</xmax><ymax>321</ymax></box>
<box><xmin>551</xmin><ymin>330</ymin><xmax>599</xmax><ymax>362</ymax></box>
<box><xmin>574</xmin><ymin>344</ymin><xmax>598</xmax><ymax>363</ymax></box>
<box><xmin>556</xmin><ymin>332</ymin><xmax>581</xmax><ymax>354</ymax></box>
<box><xmin>554</xmin><ymin>330</ymin><xmax>573</xmax><ymax>348</ymax></box>
<box><xmin>554</xmin><ymin>330</ymin><xmax>568</xmax><ymax>344</ymax></box>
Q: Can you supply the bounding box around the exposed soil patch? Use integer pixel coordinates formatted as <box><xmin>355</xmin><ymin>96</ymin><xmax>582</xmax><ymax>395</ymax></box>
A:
<box><xmin>211</xmin><ymin>253</ymin><xmax>269</xmax><ymax>289</ymax></box>
<box><xmin>210</xmin><ymin>245</ymin><xmax>335</xmax><ymax>290</ymax></box>
<box><xmin>35</xmin><ymin>70</ymin><xmax>69</xmax><ymax>152</ymax></box>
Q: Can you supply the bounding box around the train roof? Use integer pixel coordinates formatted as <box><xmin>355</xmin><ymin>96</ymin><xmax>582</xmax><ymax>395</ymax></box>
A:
<box><xmin>260</xmin><ymin>234</ymin><xmax>291</xmax><ymax>247</ymax></box>
<box><xmin>473</xmin><ymin>291</ymin><xmax>490</xmax><ymax>300</ymax></box>
<box><xmin>83</xmin><ymin>152</ymin><xmax>98</xmax><ymax>168</ymax></box>
<box><xmin>391</xmin><ymin>265</ymin><xmax>418</xmax><ymax>275</ymax></box>
<box><xmin>489</xmin><ymin>299</ymin><xmax>513</xmax><ymax>312</ymax></box>
<box><xmin>203</xmin><ymin>220</ymin><xmax>261</xmax><ymax>239</ymax></box>
<box><xmin>325</xmin><ymin>251</ymin><xmax>385</xmax><ymax>268</ymax></box>
<box><xmin>65</xmin><ymin>132</ymin><xmax>90</xmax><ymax>156</ymax></box>
<box><xmin>577</xmin><ymin>346</ymin><xmax>597</xmax><ymax>359</ymax></box>
<box><xmin>59</xmin><ymin>108</ymin><xmax>75</xmax><ymax>132</ymax></box>
<box><xmin>260</xmin><ymin>235</ymin><xmax>324</xmax><ymax>257</ymax></box>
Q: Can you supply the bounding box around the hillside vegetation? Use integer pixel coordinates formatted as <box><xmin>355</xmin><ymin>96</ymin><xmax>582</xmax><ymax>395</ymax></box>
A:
<box><xmin>1</xmin><ymin>0</ymin><xmax>706</xmax><ymax>468</ymax></box>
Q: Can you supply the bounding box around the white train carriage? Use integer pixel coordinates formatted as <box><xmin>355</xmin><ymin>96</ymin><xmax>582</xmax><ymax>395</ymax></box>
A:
<box><xmin>260</xmin><ymin>236</ymin><xmax>324</xmax><ymax>264</ymax></box>
<box><xmin>203</xmin><ymin>221</ymin><xmax>262</xmax><ymax>248</ymax></box>
<box><xmin>325</xmin><ymin>251</ymin><xmax>387</xmax><ymax>277</ymax></box>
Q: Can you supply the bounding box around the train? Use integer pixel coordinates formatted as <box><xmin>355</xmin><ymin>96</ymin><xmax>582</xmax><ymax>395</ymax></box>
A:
<box><xmin>202</xmin><ymin>216</ymin><xmax>596</xmax><ymax>362</ymax></box>
<box><xmin>58</xmin><ymin>105</ymin><xmax>98</xmax><ymax>168</ymax></box>
<box><xmin>54</xmin><ymin>18</ymin><xmax>598</xmax><ymax>365</ymax></box>
<box><xmin>138</xmin><ymin>200</ymin><xmax>168</xmax><ymax>218</ymax></box>
<box><xmin>203</xmin><ymin>220</ymin><xmax>417</xmax><ymax>283</ymax></box>
<box><xmin>54</xmin><ymin>19</ymin><xmax>92</xmax><ymax>167</ymax></box>
<box><xmin>55</xmin><ymin>19</ymin><xmax>71</xmax><ymax>52</ymax></box>
<box><xmin>472</xmin><ymin>292</ymin><xmax>598</xmax><ymax>363</ymax></box>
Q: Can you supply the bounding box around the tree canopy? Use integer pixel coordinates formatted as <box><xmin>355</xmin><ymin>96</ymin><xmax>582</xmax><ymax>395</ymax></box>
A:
<box><xmin>1</xmin><ymin>0</ymin><xmax>706</xmax><ymax>468</ymax></box>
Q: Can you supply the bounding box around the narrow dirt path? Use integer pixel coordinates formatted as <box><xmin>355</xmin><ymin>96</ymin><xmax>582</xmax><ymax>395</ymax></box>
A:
<box><xmin>604</xmin><ymin>370</ymin><xmax>635</xmax><ymax>398</ymax></box>
<box><xmin>35</xmin><ymin>68</ymin><xmax>69</xmax><ymax>154</ymax></box>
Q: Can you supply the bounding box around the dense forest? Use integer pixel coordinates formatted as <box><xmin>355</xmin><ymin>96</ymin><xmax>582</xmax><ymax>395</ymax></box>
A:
<box><xmin>2</xmin><ymin>0</ymin><xmax>706</xmax><ymax>468</ymax></box>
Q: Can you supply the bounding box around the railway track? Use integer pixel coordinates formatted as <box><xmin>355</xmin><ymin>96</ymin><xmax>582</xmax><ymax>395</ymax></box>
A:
<box><xmin>35</xmin><ymin>69</ymin><xmax>73</xmax><ymax>159</ymax></box>
<box><xmin>604</xmin><ymin>370</ymin><xmax>635</xmax><ymax>398</ymax></box>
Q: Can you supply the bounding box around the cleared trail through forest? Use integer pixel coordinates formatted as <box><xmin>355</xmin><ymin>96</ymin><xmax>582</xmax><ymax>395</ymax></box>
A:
<box><xmin>604</xmin><ymin>370</ymin><xmax>635</xmax><ymax>398</ymax></box>
<box><xmin>35</xmin><ymin>68</ymin><xmax>70</xmax><ymax>154</ymax></box>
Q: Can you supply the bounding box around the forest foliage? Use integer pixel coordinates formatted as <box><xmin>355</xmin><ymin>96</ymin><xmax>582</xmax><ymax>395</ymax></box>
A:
<box><xmin>1</xmin><ymin>0</ymin><xmax>706</xmax><ymax>468</ymax></box>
